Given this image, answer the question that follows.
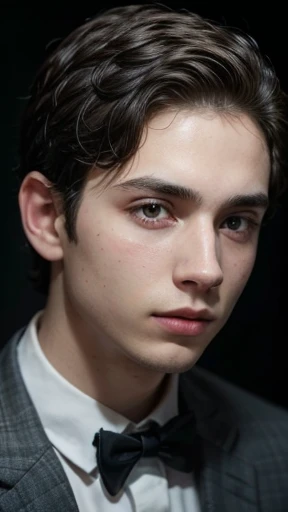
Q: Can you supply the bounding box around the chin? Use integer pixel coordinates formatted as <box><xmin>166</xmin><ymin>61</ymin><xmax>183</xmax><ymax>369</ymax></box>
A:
<box><xmin>130</xmin><ymin>344</ymin><xmax>203</xmax><ymax>374</ymax></box>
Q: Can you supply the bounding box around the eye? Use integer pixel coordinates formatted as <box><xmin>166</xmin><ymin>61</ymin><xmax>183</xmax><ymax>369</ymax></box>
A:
<box><xmin>129</xmin><ymin>201</ymin><xmax>175</xmax><ymax>228</ymax></box>
<box><xmin>225</xmin><ymin>216</ymin><xmax>246</xmax><ymax>231</ymax></box>
<box><xmin>141</xmin><ymin>203</ymin><xmax>166</xmax><ymax>218</ymax></box>
<box><xmin>221</xmin><ymin>215</ymin><xmax>260</xmax><ymax>241</ymax></box>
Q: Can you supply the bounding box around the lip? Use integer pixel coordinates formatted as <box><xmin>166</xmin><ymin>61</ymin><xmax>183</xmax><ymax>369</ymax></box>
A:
<box><xmin>152</xmin><ymin>308</ymin><xmax>215</xmax><ymax>336</ymax></box>
<box><xmin>153</xmin><ymin>307</ymin><xmax>215</xmax><ymax>321</ymax></box>
<box><xmin>152</xmin><ymin>316</ymin><xmax>211</xmax><ymax>335</ymax></box>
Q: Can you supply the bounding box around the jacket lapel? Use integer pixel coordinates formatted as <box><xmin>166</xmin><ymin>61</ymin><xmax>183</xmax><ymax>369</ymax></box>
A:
<box><xmin>0</xmin><ymin>330</ymin><xmax>79</xmax><ymax>512</ymax></box>
<box><xmin>179</xmin><ymin>368</ymin><xmax>260</xmax><ymax>512</ymax></box>
<box><xmin>197</xmin><ymin>439</ymin><xmax>259</xmax><ymax>512</ymax></box>
<box><xmin>0</xmin><ymin>448</ymin><xmax>79</xmax><ymax>512</ymax></box>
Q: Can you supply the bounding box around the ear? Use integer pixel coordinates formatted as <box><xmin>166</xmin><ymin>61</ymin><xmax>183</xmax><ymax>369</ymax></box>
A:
<box><xmin>18</xmin><ymin>171</ymin><xmax>65</xmax><ymax>262</ymax></box>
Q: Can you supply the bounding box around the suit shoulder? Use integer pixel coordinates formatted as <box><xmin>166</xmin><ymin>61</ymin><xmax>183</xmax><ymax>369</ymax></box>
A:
<box><xmin>191</xmin><ymin>364</ymin><xmax>288</xmax><ymax>421</ymax></box>
<box><xmin>184</xmin><ymin>365</ymin><xmax>288</xmax><ymax>466</ymax></box>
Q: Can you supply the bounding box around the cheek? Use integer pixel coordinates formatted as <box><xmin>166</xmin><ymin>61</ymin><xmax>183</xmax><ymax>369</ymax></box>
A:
<box><xmin>64</xmin><ymin>232</ymin><xmax>169</xmax><ymax>319</ymax></box>
<box><xmin>227</xmin><ymin>249</ymin><xmax>257</xmax><ymax>300</ymax></box>
<box><xmin>102</xmin><ymin>236</ymin><xmax>168</xmax><ymax>286</ymax></box>
<box><xmin>73</xmin><ymin>228</ymin><xmax>168</xmax><ymax>287</ymax></box>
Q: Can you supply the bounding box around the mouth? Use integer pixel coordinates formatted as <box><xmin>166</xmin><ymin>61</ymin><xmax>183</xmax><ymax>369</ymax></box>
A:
<box><xmin>152</xmin><ymin>308</ymin><xmax>215</xmax><ymax>336</ymax></box>
<box><xmin>153</xmin><ymin>307</ymin><xmax>215</xmax><ymax>321</ymax></box>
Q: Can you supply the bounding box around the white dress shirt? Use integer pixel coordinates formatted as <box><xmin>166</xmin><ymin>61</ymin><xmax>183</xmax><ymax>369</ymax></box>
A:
<box><xmin>17</xmin><ymin>311</ymin><xmax>201</xmax><ymax>512</ymax></box>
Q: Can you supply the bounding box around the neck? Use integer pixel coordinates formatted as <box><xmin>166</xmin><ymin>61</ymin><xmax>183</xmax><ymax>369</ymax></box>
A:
<box><xmin>38</xmin><ymin>283</ymin><xmax>169</xmax><ymax>423</ymax></box>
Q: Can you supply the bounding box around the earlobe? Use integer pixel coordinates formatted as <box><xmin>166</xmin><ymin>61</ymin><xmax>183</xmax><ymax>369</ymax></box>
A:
<box><xmin>18</xmin><ymin>171</ymin><xmax>64</xmax><ymax>262</ymax></box>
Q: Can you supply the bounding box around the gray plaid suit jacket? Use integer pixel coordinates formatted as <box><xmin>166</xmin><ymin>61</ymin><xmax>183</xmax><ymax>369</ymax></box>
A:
<box><xmin>1</xmin><ymin>328</ymin><xmax>288</xmax><ymax>511</ymax></box>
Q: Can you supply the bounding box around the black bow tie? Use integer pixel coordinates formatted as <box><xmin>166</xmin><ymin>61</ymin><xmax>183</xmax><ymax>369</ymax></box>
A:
<box><xmin>92</xmin><ymin>411</ymin><xmax>197</xmax><ymax>496</ymax></box>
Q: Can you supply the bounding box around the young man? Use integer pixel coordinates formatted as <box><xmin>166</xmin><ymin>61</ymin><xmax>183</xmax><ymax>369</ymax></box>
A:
<box><xmin>1</xmin><ymin>4</ymin><xmax>288</xmax><ymax>511</ymax></box>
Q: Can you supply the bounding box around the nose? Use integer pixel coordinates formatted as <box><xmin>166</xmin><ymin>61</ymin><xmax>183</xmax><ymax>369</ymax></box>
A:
<box><xmin>172</xmin><ymin>220</ymin><xmax>223</xmax><ymax>293</ymax></box>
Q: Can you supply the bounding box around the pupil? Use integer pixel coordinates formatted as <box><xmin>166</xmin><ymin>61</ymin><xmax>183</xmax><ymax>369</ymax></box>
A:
<box><xmin>144</xmin><ymin>204</ymin><xmax>160</xmax><ymax>217</ymax></box>
<box><xmin>228</xmin><ymin>217</ymin><xmax>241</xmax><ymax>230</ymax></box>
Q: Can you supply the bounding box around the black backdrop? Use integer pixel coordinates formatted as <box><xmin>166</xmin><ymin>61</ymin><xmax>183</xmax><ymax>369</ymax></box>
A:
<box><xmin>1</xmin><ymin>2</ymin><xmax>287</xmax><ymax>408</ymax></box>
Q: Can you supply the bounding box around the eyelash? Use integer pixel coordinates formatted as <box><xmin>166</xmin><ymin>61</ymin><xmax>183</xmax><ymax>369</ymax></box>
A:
<box><xmin>221</xmin><ymin>216</ymin><xmax>260</xmax><ymax>241</ymax></box>
<box><xmin>129</xmin><ymin>201</ymin><xmax>175</xmax><ymax>227</ymax></box>
<box><xmin>129</xmin><ymin>200</ymin><xmax>260</xmax><ymax>240</ymax></box>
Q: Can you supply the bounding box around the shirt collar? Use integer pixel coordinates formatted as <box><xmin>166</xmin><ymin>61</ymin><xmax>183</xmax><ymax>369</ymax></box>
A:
<box><xmin>17</xmin><ymin>310</ymin><xmax>179</xmax><ymax>474</ymax></box>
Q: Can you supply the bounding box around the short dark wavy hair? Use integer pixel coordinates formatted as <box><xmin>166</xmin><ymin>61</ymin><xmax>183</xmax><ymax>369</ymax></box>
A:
<box><xmin>16</xmin><ymin>3</ymin><xmax>288</xmax><ymax>294</ymax></box>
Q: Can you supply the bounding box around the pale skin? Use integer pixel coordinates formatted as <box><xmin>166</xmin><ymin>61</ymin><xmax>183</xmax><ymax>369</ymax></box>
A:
<box><xmin>19</xmin><ymin>109</ymin><xmax>270</xmax><ymax>422</ymax></box>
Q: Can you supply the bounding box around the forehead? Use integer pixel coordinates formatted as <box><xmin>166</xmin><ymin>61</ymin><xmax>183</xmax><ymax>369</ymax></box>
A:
<box><xmin>118</xmin><ymin>110</ymin><xmax>269</xmax><ymax>195</ymax></box>
<box><xmin>88</xmin><ymin>109</ymin><xmax>270</xmax><ymax>204</ymax></box>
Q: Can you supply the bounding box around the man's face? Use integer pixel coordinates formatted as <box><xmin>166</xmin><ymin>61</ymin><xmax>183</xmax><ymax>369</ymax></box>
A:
<box><xmin>57</xmin><ymin>110</ymin><xmax>270</xmax><ymax>373</ymax></box>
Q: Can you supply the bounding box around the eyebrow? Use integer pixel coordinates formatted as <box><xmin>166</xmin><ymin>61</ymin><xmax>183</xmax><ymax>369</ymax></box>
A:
<box><xmin>114</xmin><ymin>176</ymin><xmax>269</xmax><ymax>210</ymax></box>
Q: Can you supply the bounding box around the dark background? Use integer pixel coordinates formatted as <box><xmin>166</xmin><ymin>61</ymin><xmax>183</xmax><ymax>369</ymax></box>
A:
<box><xmin>1</xmin><ymin>2</ymin><xmax>287</xmax><ymax>407</ymax></box>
